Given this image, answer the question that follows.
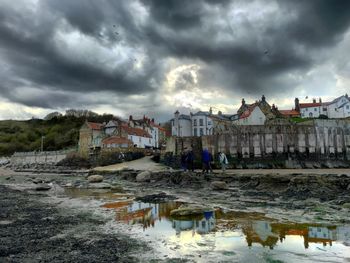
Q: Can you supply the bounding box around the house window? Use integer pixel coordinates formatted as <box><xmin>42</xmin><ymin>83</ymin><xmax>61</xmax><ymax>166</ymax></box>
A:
<box><xmin>305</xmin><ymin>108</ymin><xmax>308</xmax><ymax>111</ymax></box>
<box><xmin>309</xmin><ymin>112</ymin><xmax>313</xmax><ymax>117</ymax></box>
<box><xmin>207</xmin><ymin>121</ymin><xmax>212</xmax><ymax>125</ymax></box>
<box><xmin>347</xmin><ymin>105</ymin><xmax>349</xmax><ymax>109</ymax></box>
<box><xmin>200</xmin><ymin>128</ymin><xmax>204</xmax><ymax>136</ymax></box>
<box><xmin>193</xmin><ymin>119</ymin><xmax>197</xmax><ymax>126</ymax></box>
<box><xmin>314</xmin><ymin>108</ymin><xmax>317</xmax><ymax>112</ymax></box>
<box><xmin>194</xmin><ymin>128</ymin><xmax>197</xmax><ymax>136</ymax></box>
<box><xmin>323</xmin><ymin>107</ymin><xmax>327</xmax><ymax>111</ymax></box>
<box><xmin>199</xmin><ymin>119</ymin><xmax>204</xmax><ymax>126</ymax></box>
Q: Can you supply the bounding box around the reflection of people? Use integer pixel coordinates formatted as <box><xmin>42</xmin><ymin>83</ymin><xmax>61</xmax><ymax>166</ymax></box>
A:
<box><xmin>218</xmin><ymin>152</ymin><xmax>228</xmax><ymax>173</ymax></box>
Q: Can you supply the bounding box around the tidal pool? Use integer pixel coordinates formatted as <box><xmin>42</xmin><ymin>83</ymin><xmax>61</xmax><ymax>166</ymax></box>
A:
<box><xmin>65</xmin><ymin>189</ymin><xmax>350</xmax><ymax>262</ymax></box>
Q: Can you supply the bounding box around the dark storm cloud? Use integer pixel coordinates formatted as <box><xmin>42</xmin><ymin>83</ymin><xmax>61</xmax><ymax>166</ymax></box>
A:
<box><xmin>141</xmin><ymin>0</ymin><xmax>350</xmax><ymax>94</ymax></box>
<box><xmin>0</xmin><ymin>0</ymin><xmax>350</xmax><ymax>113</ymax></box>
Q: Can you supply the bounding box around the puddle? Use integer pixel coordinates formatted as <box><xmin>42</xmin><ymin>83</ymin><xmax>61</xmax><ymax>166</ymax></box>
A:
<box><xmin>64</xmin><ymin>188</ymin><xmax>350</xmax><ymax>262</ymax></box>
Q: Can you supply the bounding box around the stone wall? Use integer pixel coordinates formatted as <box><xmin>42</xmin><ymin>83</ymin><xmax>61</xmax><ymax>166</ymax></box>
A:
<box><xmin>166</xmin><ymin>120</ymin><xmax>350</xmax><ymax>162</ymax></box>
<box><xmin>11</xmin><ymin>150</ymin><xmax>73</xmax><ymax>166</ymax></box>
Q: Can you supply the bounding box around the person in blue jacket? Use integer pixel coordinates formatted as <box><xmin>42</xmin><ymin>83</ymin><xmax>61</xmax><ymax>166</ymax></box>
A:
<box><xmin>202</xmin><ymin>148</ymin><xmax>212</xmax><ymax>173</ymax></box>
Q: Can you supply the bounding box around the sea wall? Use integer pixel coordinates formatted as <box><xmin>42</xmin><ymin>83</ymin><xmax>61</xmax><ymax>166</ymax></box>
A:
<box><xmin>11</xmin><ymin>150</ymin><xmax>72</xmax><ymax>166</ymax></box>
<box><xmin>166</xmin><ymin>119</ymin><xmax>350</xmax><ymax>162</ymax></box>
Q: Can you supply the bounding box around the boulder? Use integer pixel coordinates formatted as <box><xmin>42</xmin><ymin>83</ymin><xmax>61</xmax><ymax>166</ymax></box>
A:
<box><xmin>210</xmin><ymin>181</ymin><xmax>229</xmax><ymax>190</ymax></box>
<box><xmin>32</xmin><ymin>178</ymin><xmax>44</xmax><ymax>184</ymax></box>
<box><xmin>87</xmin><ymin>183</ymin><xmax>112</xmax><ymax>189</ymax></box>
<box><xmin>35</xmin><ymin>183</ymin><xmax>52</xmax><ymax>191</ymax></box>
<box><xmin>136</xmin><ymin>171</ymin><xmax>151</xmax><ymax>182</ymax></box>
<box><xmin>87</xmin><ymin>175</ymin><xmax>104</xmax><ymax>183</ymax></box>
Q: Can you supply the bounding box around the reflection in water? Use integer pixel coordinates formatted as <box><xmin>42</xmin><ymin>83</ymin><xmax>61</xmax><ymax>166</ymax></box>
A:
<box><xmin>103</xmin><ymin>199</ymin><xmax>350</xmax><ymax>252</ymax></box>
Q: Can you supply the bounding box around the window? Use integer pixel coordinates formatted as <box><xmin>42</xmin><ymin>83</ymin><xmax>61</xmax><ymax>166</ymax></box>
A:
<box><xmin>305</xmin><ymin>108</ymin><xmax>308</xmax><ymax>111</ymax></box>
<box><xmin>314</xmin><ymin>108</ymin><xmax>317</xmax><ymax>112</ymax></box>
<box><xmin>193</xmin><ymin>119</ymin><xmax>197</xmax><ymax>126</ymax></box>
<box><xmin>323</xmin><ymin>107</ymin><xmax>327</xmax><ymax>111</ymax></box>
<box><xmin>194</xmin><ymin>128</ymin><xmax>197</xmax><ymax>136</ymax></box>
<box><xmin>199</xmin><ymin>119</ymin><xmax>204</xmax><ymax>126</ymax></box>
<box><xmin>200</xmin><ymin>128</ymin><xmax>204</xmax><ymax>136</ymax></box>
<box><xmin>207</xmin><ymin>121</ymin><xmax>212</xmax><ymax>125</ymax></box>
<box><xmin>309</xmin><ymin>112</ymin><xmax>313</xmax><ymax>117</ymax></box>
<box><xmin>347</xmin><ymin>105</ymin><xmax>349</xmax><ymax>109</ymax></box>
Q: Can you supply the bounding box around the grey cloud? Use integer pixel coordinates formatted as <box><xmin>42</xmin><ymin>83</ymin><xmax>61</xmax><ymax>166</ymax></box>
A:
<box><xmin>0</xmin><ymin>0</ymin><xmax>350</xmax><ymax>119</ymax></box>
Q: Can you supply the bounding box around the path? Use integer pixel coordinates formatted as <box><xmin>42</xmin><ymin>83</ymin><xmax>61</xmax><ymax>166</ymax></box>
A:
<box><xmin>93</xmin><ymin>156</ymin><xmax>167</xmax><ymax>172</ymax></box>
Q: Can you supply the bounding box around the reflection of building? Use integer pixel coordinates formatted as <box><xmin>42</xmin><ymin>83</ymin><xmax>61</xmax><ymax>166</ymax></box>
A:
<box><xmin>243</xmin><ymin>221</ymin><xmax>347</xmax><ymax>249</ymax></box>
<box><xmin>172</xmin><ymin>211</ymin><xmax>216</xmax><ymax>235</ymax></box>
<box><xmin>105</xmin><ymin>201</ymin><xmax>182</xmax><ymax>230</ymax></box>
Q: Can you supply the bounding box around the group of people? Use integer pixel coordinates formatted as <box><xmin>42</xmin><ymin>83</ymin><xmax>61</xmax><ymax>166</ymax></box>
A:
<box><xmin>180</xmin><ymin>147</ymin><xmax>229</xmax><ymax>173</ymax></box>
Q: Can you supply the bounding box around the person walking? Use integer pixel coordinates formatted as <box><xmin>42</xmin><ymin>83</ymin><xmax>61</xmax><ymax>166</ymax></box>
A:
<box><xmin>186</xmin><ymin>149</ymin><xmax>194</xmax><ymax>172</ymax></box>
<box><xmin>202</xmin><ymin>148</ymin><xmax>211</xmax><ymax>173</ymax></box>
<box><xmin>218</xmin><ymin>152</ymin><xmax>228</xmax><ymax>173</ymax></box>
<box><xmin>181</xmin><ymin>148</ymin><xmax>188</xmax><ymax>171</ymax></box>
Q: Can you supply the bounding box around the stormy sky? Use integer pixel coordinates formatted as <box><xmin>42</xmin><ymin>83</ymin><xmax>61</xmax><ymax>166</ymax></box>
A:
<box><xmin>1</xmin><ymin>0</ymin><xmax>350</xmax><ymax>121</ymax></box>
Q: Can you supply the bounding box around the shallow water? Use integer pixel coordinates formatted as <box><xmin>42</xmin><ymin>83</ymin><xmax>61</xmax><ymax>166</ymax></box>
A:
<box><xmin>65</xmin><ymin>188</ymin><xmax>350</xmax><ymax>262</ymax></box>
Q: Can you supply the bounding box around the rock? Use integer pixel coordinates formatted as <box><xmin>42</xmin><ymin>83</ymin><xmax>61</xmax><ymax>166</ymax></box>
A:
<box><xmin>35</xmin><ymin>183</ymin><xmax>52</xmax><ymax>191</ymax></box>
<box><xmin>87</xmin><ymin>175</ymin><xmax>104</xmax><ymax>183</ymax></box>
<box><xmin>87</xmin><ymin>183</ymin><xmax>111</xmax><ymax>189</ymax></box>
<box><xmin>136</xmin><ymin>171</ymin><xmax>151</xmax><ymax>182</ymax></box>
<box><xmin>210</xmin><ymin>181</ymin><xmax>229</xmax><ymax>190</ymax></box>
<box><xmin>342</xmin><ymin>203</ymin><xmax>350</xmax><ymax>209</ymax></box>
<box><xmin>135</xmin><ymin>192</ymin><xmax>177</xmax><ymax>203</ymax></box>
<box><xmin>33</xmin><ymin>178</ymin><xmax>44</xmax><ymax>184</ymax></box>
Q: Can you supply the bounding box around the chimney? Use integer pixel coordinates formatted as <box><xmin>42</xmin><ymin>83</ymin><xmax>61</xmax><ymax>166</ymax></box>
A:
<box><xmin>209</xmin><ymin>107</ymin><xmax>213</xmax><ymax>115</ymax></box>
<box><xmin>272</xmin><ymin>104</ymin><xmax>276</xmax><ymax>110</ymax></box>
<box><xmin>319</xmin><ymin>98</ymin><xmax>322</xmax><ymax>103</ymax></box>
<box><xmin>295</xmin><ymin>98</ymin><xmax>300</xmax><ymax>112</ymax></box>
<box><xmin>313</xmin><ymin>98</ymin><xmax>316</xmax><ymax>103</ymax></box>
<box><xmin>129</xmin><ymin>115</ymin><xmax>133</xmax><ymax>121</ymax></box>
<box><xmin>218</xmin><ymin>111</ymin><xmax>222</xmax><ymax>116</ymax></box>
<box><xmin>242</xmin><ymin>98</ymin><xmax>245</xmax><ymax>105</ymax></box>
<box><xmin>345</xmin><ymin>93</ymin><xmax>349</xmax><ymax>99</ymax></box>
<box><xmin>261</xmin><ymin>95</ymin><xmax>266</xmax><ymax>102</ymax></box>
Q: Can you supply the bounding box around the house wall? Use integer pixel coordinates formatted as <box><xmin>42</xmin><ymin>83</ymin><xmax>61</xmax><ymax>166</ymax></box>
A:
<box><xmin>128</xmin><ymin>135</ymin><xmax>153</xmax><ymax>148</ymax></box>
<box><xmin>171</xmin><ymin>118</ymin><xmax>192</xmax><ymax>137</ymax></box>
<box><xmin>234</xmin><ymin>107</ymin><xmax>266</xmax><ymax>125</ymax></box>
<box><xmin>300</xmin><ymin>106</ymin><xmax>323</xmax><ymax>118</ymax></box>
<box><xmin>191</xmin><ymin>115</ymin><xmax>213</xmax><ymax>136</ymax></box>
<box><xmin>328</xmin><ymin>100</ymin><xmax>350</xmax><ymax>118</ymax></box>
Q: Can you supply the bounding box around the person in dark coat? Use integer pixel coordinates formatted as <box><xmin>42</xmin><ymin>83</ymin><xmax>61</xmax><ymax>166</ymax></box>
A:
<box><xmin>181</xmin><ymin>148</ymin><xmax>188</xmax><ymax>171</ymax></box>
<box><xmin>186</xmin><ymin>149</ymin><xmax>194</xmax><ymax>172</ymax></box>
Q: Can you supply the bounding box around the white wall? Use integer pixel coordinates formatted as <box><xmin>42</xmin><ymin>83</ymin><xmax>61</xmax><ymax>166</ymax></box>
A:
<box><xmin>300</xmin><ymin>106</ymin><xmax>323</xmax><ymax>118</ymax></box>
<box><xmin>128</xmin><ymin>135</ymin><xmax>153</xmax><ymax>148</ymax></box>
<box><xmin>191</xmin><ymin>115</ymin><xmax>214</xmax><ymax>136</ymax></box>
<box><xmin>235</xmin><ymin>107</ymin><xmax>266</xmax><ymax>125</ymax></box>
<box><xmin>171</xmin><ymin>118</ymin><xmax>192</xmax><ymax>137</ymax></box>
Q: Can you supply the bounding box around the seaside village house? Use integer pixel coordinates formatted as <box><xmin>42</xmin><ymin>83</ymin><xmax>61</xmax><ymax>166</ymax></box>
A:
<box><xmin>78</xmin><ymin>115</ymin><xmax>166</xmax><ymax>155</ymax></box>
<box><xmin>281</xmin><ymin>94</ymin><xmax>350</xmax><ymax>119</ymax></box>
<box><xmin>170</xmin><ymin>95</ymin><xmax>283</xmax><ymax>137</ymax></box>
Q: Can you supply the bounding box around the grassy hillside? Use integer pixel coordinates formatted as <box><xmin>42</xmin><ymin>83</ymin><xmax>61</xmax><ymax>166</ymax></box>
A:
<box><xmin>0</xmin><ymin>116</ymin><xmax>85</xmax><ymax>156</ymax></box>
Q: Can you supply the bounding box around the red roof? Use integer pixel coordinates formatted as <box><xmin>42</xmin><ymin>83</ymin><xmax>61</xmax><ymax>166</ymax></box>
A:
<box><xmin>121</xmin><ymin>125</ymin><xmax>152</xmax><ymax>138</ymax></box>
<box><xmin>87</xmin><ymin>122</ymin><xmax>104</xmax><ymax>130</ymax></box>
<box><xmin>102</xmin><ymin>136</ymin><xmax>132</xmax><ymax>145</ymax></box>
<box><xmin>240</xmin><ymin>103</ymin><xmax>257</xmax><ymax>119</ymax></box>
<box><xmin>299</xmin><ymin>103</ymin><xmax>322</xmax><ymax>108</ymax></box>
<box><xmin>279</xmin><ymin>110</ymin><xmax>300</xmax><ymax>117</ymax></box>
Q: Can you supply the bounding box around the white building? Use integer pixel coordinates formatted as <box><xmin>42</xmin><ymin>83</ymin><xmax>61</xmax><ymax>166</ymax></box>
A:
<box><xmin>171</xmin><ymin>111</ymin><xmax>192</xmax><ymax>137</ymax></box>
<box><xmin>121</xmin><ymin>125</ymin><xmax>153</xmax><ymax>148</ymax></box>
<box><xmin>234</xmin><ymin>104</ymin><xmax>267</xmax><ymax>125</ymax></box>
<box><xmin>298</xmin><ymin>99</ymin><xmax>324</xmax><ymax>118</ymax></box>
<box><xmin>326</xmin><ymin>95</ymin><xmax>350</xmax><ymax>119</ymax></box>
<box><xmin>296</xmin><ymin>94</ymin><xmax>350</xmax><ymax>119</ymax></box>
<box><xmin>191</xmin><ymin>111</ymin><xmax>214</xmax><ymax>136</ymax></box>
